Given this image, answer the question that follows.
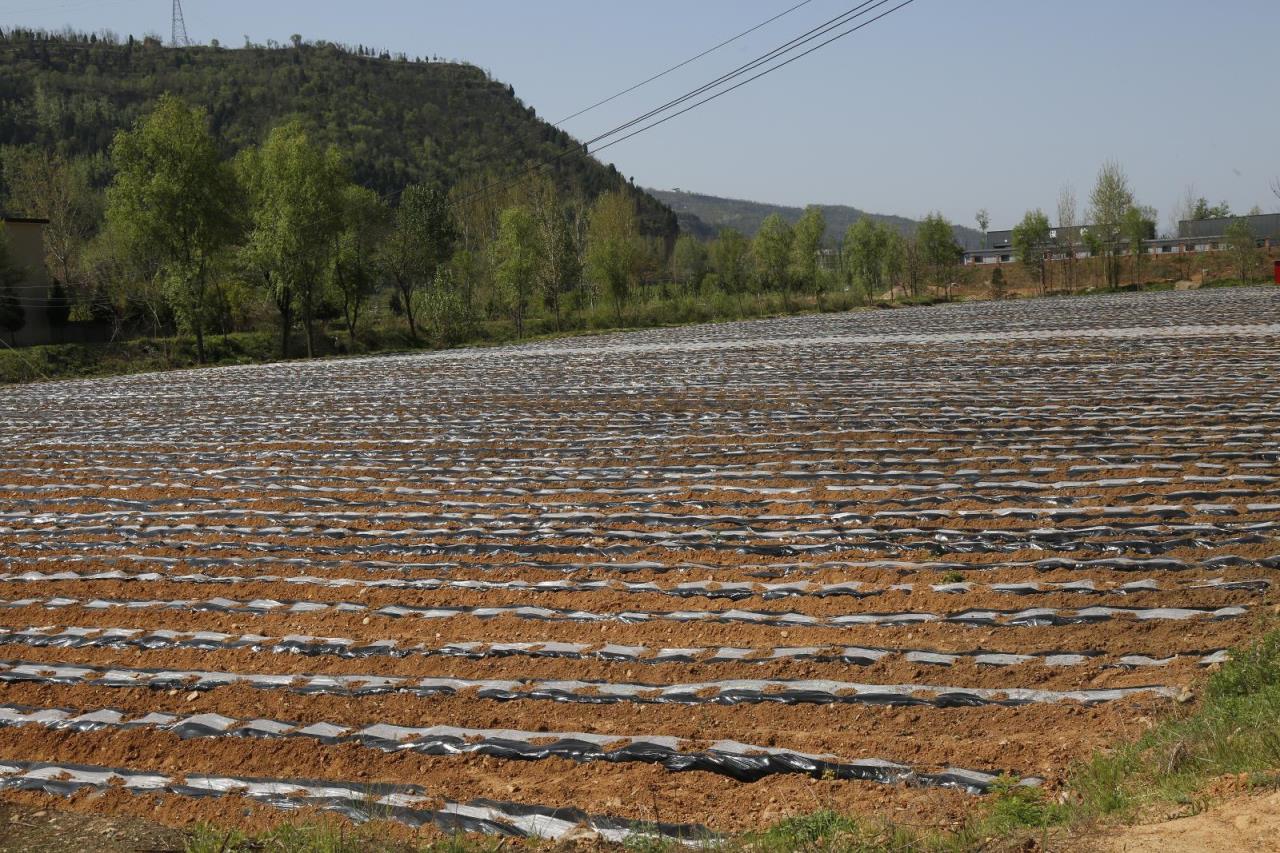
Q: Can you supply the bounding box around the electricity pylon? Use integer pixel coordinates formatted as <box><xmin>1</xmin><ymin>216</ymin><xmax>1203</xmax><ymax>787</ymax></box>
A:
<box><xmin>171</xmin><ymin>0</ymin><xmax>191</xmax><ymax>47</ymax></box>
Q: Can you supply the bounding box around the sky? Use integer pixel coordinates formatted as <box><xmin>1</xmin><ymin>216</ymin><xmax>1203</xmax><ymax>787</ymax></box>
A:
<box><xmin>3</xmin><ymin>0</ymin><xmax>1277</xmax><ymax>229</ymax></box>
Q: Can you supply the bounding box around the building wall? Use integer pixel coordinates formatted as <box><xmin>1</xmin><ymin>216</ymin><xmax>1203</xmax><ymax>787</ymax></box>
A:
<box><xmin>2</xmin><ymin>219</ymin><xmax>55</xmax><ymax>347</ymax></box>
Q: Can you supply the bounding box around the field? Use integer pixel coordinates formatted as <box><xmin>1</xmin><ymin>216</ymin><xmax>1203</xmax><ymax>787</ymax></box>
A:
<box><xmin>0</xmin><ymin>287</ymin><xmax>1278</xmax><ymax>845</ymax></box>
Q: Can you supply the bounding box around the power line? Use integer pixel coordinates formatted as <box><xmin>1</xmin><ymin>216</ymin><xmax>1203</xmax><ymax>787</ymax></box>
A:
<box><xmin>592</xmin><ymin>0</ymin><xmax>916</xmax><ymax>156</ymax></box>
<box><xmin>455</xmin><ymin>0</ymin><xmax>914</xmax><ymax>207</ymax></box>
<box><xmin>554</xmin><ymin>0</ymin><xmax>816</xmax><ymax>127</ymax></box>
<box><xmin>583</xmin><ymin>0</ymin><xmax>882</xmax><ymax>149</ymax></box>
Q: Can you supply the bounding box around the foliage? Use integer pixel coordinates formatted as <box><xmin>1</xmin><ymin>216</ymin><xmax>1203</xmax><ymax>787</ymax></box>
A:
<box><xmin>237</xmin><ymin>119</ymin><xmax>347</xmax><ymax>357</ymax></box>
<box><xmin>1224</xmin><ymin>218</ymin><xmax>1260</xmax><ymax>283</ymax></box>
<box><xmin>1011</xmin><ymin>209</ymin><xmax>1051</xmax><ymax>293</ymax></box>
<box><xmin>752</xmin><ymin>213</ymin><xmax>793</xmax><ymax>294</ymax></box>
<box><xmin>670</xmin><ymin>234</ymin><xmax>708</xmax><ymax>293</ymax></box>
<box><xmin>843</xmin><ymin>217</ymin><xmax>891</xmax><ymax>301</ymax></box>
<box><xmin>790</xmin><ymin>205</ymin><xmax>826</xmax><ymax>300</ymax></box>
<box><xmin>650</xmin><ymin>188</ymin><xmax>982</xmax><ymax>248</ymax></box>
<box><xmin>380</xmin><ymin>184</ymin><xmax>458</xmax><ymax>340</ymax></box>
<box><xmin>104</xmin><ymin>93</ymin><xmax>240</xmax><ymax>362</ymax></box>
<box><xmin>332</xmin><ymin>184</ymin><xmax>389</xmax><ymax>343</ymax></box>
<box><xmin>1121</xmin><ymin>205</ymin><xmax>1158</xmax><ymax>284</ymax></box>
<box><xmin>527</xmin><ymin>176</ymin><xmax>581</xmax><ymax>331</ymax></box>
<box><xmin>0</xmin><ymin>147</ymin><xmax>99</xmax><ymax>303</ymax></box>
<box><xmin>709</xmin><ymin>228</ymin><xmax>751</xmax><ymax>294</ymax></box>
<box><xmin>1088</xmin><ymin>160</ymin><xmax>1136</xmax><ymax>288</ymax></box>
<box><xmin>0</xmin><ymin>29</ymin><xmax>675</xmax><ymax>239</ymax></box>
<box><xmin>916</xmin><ymin>212</ymin><xmax>962</xmax><ymax>299</ymax></box>
<box><xmin>585</xmin><ymin>190</ymin><xmax>642</xmax><ymax>324</ymax></box>
<box><xmin>1190</xmin><ymin>198</ymin><xmax>1232</xmax><ymax>220</ymax></box>
<box><xmin>490</xmin><ymin>205</ymin><xmax>539</xmax><ymax>338</ymax></box>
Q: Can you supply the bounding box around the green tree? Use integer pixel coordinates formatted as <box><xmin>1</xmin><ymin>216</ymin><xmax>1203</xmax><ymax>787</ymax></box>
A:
<box><xmin>105</xmin><ymin>94</ymin><xmax>239</xmax><ymax>363</ymax></box>
<box><xmin>752</xmin><ymin>213</ymin><xmax>793</xmax><ymax>296</ymax></box>
<box><xmin>671</xmin><ymin>234</ymin><xmax>709</xmax><ymax>293</ymax></box>
<box><xmin>1012</xmin><ymin>209</ymin><xmax>1052</xmax><ymax>294</ymax></box>
<box><xmin>790</xmin><ymin>205</ymin><xmax>826</xmax><ymax>303</ymax></box>
<box><xmin>1190</xmin><ymin>198</ymin><xmax>1232</xmax><ymax>220</ymax></box>
<box><xmin>1088</xmin><ymin>160</ymin><xmax>1135</xmax><ymax>289</ymax></box>
<box><xmin>1120</xmin><ymin>205</ymin><xmax>1157</xmax><ymax>284</ymax></box>
<box><xmin>882</xmin><ymin>230</ymin><xmax>906</xmax><ymax>298</ymax></box>
<box><xmin>976</xmin><ymin>209</ymin><xmax>990</xmax><ymax>247</ymax></box>
<box><xmin>585</xmin><ymin>190</ymin><xmax>642</xmax><ymax>325</ymax></box>
<box><xmin>916</xmin><ymin>212</ymin><xmax>962</xmax><ymax>299</ymax></box>
<box><xmin>380</xmin><ymin>184</ymin><xmax>459</xmax><ymax>341</ymax></box>
<box><xmin>989</xmin><ymin>266</ymin><xmax>1006</xmax><ymax>300</ymax></box>
<box><xmin>843</xmin><ymin>217</ymin><xmax>889</xmax><ymax>301</ymax></box>
<box><xmin>332</xmin><ymin>184</ymin><xmax>388</xmax><ymax>345</ymax></box>
<box><xmin>1224</xmin><ymin>218</ymin><xmax>1259</xmax><ymax>282</ymax></box>
<box><xmin>238</xmin><ymin>120</ymin><xmax>347</xmax><ymax>358</ymax></box>
<box><xmin>709</xmin><ymin>228</ymin><xmax>750</xmax><ymax>294</ymax></box>
<box><xmin>490</xmin><ymin>205</ymin><xmax>540</xmax><ymax>338</ymax></box>
<box><xmin>529</xmin><ymin>178</ymin><xmax>581</xmax><ymax>332</ymax></box>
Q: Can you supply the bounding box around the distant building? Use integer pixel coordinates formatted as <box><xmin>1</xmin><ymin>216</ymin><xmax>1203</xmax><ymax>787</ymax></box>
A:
<box><xmin>965</xmin><ymin>212</ymin><xmax>1280</xmax><ymax>266</ymax></box>
<box><xmin>0</xmin><ymin>214</ymin><xmax>52</xmax><ymax>346</ymax></box>
<box><xmin>1179</xmin><ymin>213</ymin><xmax>1280</xmax><ymax>242</ymax></box>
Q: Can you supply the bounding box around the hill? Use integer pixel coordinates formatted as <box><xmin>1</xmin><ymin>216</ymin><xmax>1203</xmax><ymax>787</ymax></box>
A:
<box><xmin>648</xmin><ymin>188</ymin><xmax>982</xmax><ymax>248</ymax></box>
<box><xmin>0</xmin><ymin>29</ymin><xmax>676</xmax><ymax>236</ymax></box>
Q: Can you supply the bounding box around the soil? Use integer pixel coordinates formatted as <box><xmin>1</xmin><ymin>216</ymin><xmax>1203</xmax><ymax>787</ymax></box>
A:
<box><xmin>1</xmin><ymin>287</ymin><xmax>1278</xmax><ymax>841</ymax></box>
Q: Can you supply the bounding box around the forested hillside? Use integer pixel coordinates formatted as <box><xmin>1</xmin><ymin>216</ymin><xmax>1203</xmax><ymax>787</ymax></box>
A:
<box><xmin>649</xmin><ymin>188</ymin><xmax>981</xmax><ymax>248</ymax></box>
<box><xmin>0</xmin><ymin>28</ymin><xmax>675</xmax><ymax>236</ymax></box>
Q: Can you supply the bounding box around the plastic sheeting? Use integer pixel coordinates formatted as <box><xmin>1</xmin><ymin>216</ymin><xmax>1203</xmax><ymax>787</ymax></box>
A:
<box><xmin>0</xmin><ymin>659</ymin><xmax>1179</xmax><ymax>707</ymax></box>
<box><xmin>0</xmin><ymin>704</ymin><xmax>1036</xmax><ymax>793</ymax></box>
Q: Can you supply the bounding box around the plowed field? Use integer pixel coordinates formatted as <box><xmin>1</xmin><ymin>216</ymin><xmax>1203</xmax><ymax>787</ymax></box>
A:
<box><xmin>1</xmin><ymin>287</ymin><xmax>1278</xmax><ymax>844</ymax></box>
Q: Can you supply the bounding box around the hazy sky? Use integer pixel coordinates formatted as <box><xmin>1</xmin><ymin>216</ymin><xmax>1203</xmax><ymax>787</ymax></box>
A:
<box><xmin>4</xmin><ymin>0</ymin><xmax>1277</xmax><ymax>228</ymax></box>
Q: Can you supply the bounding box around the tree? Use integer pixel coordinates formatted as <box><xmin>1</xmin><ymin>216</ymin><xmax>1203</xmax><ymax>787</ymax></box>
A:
<box><xmin>528</xmin><ymin>178</ymin><xmax>581</xmax><ymax>332</ymax></box>
<box><xmin>1121</xmin><ymin>205</ymin><xmax>1157</xmax><ymax>285</ymax></box>
<box><xmin>490</xmin><ymin>205</ymin><xmax>539</xmax><ymax>338</ymax></box>
<box><xmin>585</xmin><ymin>190</ymin><xmax>642</xmax><ymax>325</ymax></box>
<box><xmin>105</xmin><ymin>94</ymin><xmax>239</xmax><ymax>363</ymax></box>
<box><xmin>843</xmin><ymin>217</ymin><xmax>889</xmax><ymax>302</ymax></box>
<box><xmin>790</xmin><ymin>206</ymin><xmax>826</xmax><ymax>303</ymax></box>
<box><xmin>238</xmin><ymin>120</ymin><xmax>347</xmax><ymax>358</ymax></box>
<box><xmin>989</xmin><ymin>266</ymin><xmax>1006</xmax><ymax>300</ymax></box>
<box><xmin>1056</xmin><ymin>184</ymin><xmax>1079</xmax><ymax>291</ymax></box>
<box><xmin>975</xmin><ymin>209</ymin><xmax>990</xmax><ymax>247</ymax></box>
<box><xmin>882</xmin><ymin>230</ymin><xmax>906</xmax><ymax>298</ymax></box>
<box><xmin>1225</xmin><ymin>218</ymin><xmax>1259</xmax><ymax>282</ymax></box>
<box><xmin>1012</xmin><ymin>209</ymin><xmax>1051</xmax><ymax>294</ymax></box>
<box><xmin>332</xmin><ymin>184</ymin><xmax>388</xmax><ymax>345</ymax></box>
<box><xmin>916</xmin><ymin>213</ymin><xmax>962</xmax><ymax>299</ymax></box>
<box><xmin>2</xmin><ymin>149</ymin><xmax>99</xmax><ymax>310</ymax></box>
<box><xmin>1087</xmin><ymin>161</ymin><xmax>1135</xmax><ymax>289</ymax></box>
<box><xmin>1190</xmin><ymin>198</ymin><xmax>1231</xmax><ymax>220</ymax></box>
<box><xmin>752</xmin><ymin>213</ymin><xmax>793</xmax><ymax>295</ymax></box>
<box><xmin>901</xmin><ymin>234</ymin><xmax>926</xmax><ymax>298</ymax></box>
<box><xmin>0</xmin><ymin>224</ymin><xmax>26</xmax><ymax>345</ymax></box>
<box><xmin>671</xmin><ymin>234</ymin><xmax>709</xmax><ymax>293</ymax></box>
<box><xmin>380</xmin><ymin>184</ymin><xmax>458</xmax><ymax>340</ymax></box>
<box><xmin>709</xmin><ymin>228</ymin><xmax>750</xmax><ymax>294</ymax></box>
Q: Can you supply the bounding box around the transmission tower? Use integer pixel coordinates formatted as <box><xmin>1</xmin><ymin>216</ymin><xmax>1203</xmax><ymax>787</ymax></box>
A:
<box><xmin>170</xmin><ymin>0</ymin><xmax>191</xmax><ymax>47</ymax></box>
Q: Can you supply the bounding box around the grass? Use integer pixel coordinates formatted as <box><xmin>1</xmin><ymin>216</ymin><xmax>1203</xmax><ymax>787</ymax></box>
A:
<box><xmin>0</xmin><ymin>288</ymin><xmax>872</xmax><ymax>385</ymax></box>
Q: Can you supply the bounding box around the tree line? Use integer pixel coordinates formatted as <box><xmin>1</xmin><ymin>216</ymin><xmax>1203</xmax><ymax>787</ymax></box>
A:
<box><xmin>1</xmin><ymin>94</ymin><xmax>974</xmax><ymax>357</ymax></box>
<box><xmin>1001</xmin><ymin>161</ymin><xmax>1269</xmax><ymax>295</ymax></box>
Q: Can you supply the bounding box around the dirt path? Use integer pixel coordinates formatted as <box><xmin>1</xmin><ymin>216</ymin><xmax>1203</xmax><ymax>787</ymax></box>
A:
<box><xmin>1100</xmin><ymin>790</ymin><xmax>1280</xmax><ymax>852</ymax></box>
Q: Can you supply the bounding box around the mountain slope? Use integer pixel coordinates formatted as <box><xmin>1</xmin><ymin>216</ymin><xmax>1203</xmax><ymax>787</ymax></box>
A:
<box><xmin>649</xmin><ymin>189</ymin><xmax>982</xmax><ymax>248</ymax></box>
<box><xmin>0</xmin><ymin>29</ymin><xmax>675</xmax><ymax>236</ymax></box>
